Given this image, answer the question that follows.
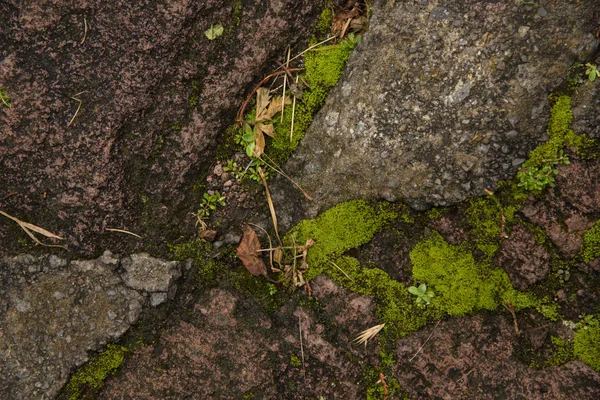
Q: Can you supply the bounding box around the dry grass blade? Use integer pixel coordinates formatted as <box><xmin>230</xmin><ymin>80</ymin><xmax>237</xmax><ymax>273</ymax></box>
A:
<box><xmin>258</xmin><ymin>167</ymin><xmax>280</xmax><ymax>244</ymax></box>
<box><xmin>0</xmin><ymin>209</ymin><xmax>66</xmax><ymax>248</ymax></box>
<box><xmin>299</xmin><ymin>313</ymin><xmax>306</xmax><ymax>378</ymax></box>
<box><xmin>328</xmin><ymin>259</ymin><xmax>354</xmax><ymax>281</ymax></box>
<box><xmin>281</xmin><ymin>46</ymin><xmax>291</xmax><ymax>123</ymax></box>
<box><xmin>354</xmin><ymin>323</ymin><xmax>385</xmax><ymax>347</ymax></box>
<box><xmin>81</xmin><ymin>17</ymin><xmax>88</xmax><ymax>45</ymax></box>
<box><xmin>290</xmin><ymin>75</ymin><xmax>299</xmax><ymax>143</ymax></box>
<box><xmin>409</xmin><ymin>319</ymin><xmax>441</xmax><ymax>361</ymax></box>
<box><xmin>259</xmin><ymin>154</ymin><xmax>313</xmax><ymax>201</ymax></box>
<box><xmin>106</xmin><ymin>227</ymin><xmax>143</xmax><ymax>239</ymax></box>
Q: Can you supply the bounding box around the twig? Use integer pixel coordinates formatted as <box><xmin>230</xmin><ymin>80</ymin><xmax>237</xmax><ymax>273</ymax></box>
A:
<box><xmin>456</xmin><ymin>368</ymin><xmax>475</xmax><ymax>384</ymax></box>
<box><xmin>339</xmin><ymin>17</ymin><xmax>352</xmax><ymax>39</ymax></box>
<box><xmin>287</xmin><ymin>35</ymin><xmax>337</xmax><ymax>64</ymax></box>
<box><xmin>2</xmin><ymin>191</ymin><xmax>17</xmax><ymax>202</ymax></box>
<box><xmin>299</xmin><ymin>313</ymin><xmax>306</xmax><ymax>379</ymax></box>
<box><xmin>409</xmin><ymin>320</ymin><xmax>441</xmax><ymax>362</ymax></box>
<box><xmin>503</xmin><ymin>299</ymin><xmax>520</xmax><ymax>335</ymax></box>
<box><xmin>0</xmin><ymin>209</ymin><xmax>67</xmax><ymax>249</ymax></box>
<box><xmin>377</xmin><ymin>372</ymin><xmax>389</xmax><ymax>400</ymax></box>
<box><xmin>81</xmin><ymin>17</ymin><xmax>88</xmax><ymax>45</ymax></box>
<box><xmin>248</xmin><ymin>222</ymin><xmax>276</xmax><ymax>277</ymax></box>
<box><xmin>259</xmin><ymin>154</ymin><xmax>312</xmax><ymax>201</ymax></box>
<box><xmin>105</xmin><ymin>227</ymin><xmax>142</xmax><ymax>239</ymax></box>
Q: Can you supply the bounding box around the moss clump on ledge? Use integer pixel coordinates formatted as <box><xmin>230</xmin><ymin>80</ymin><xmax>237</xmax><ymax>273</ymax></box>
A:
<box><xmin>60</xmin><ymin>344</ymin><xmax>128</xmax><ymax>400</ymax></box>
<box><xmin>574</xmin><ymin>316</ymin><xmax>600</xmax><ymax>372</ymax></box>
<box><xmin>287</xmin><ymin>200</ymin><xmax>396</xmax><ymax>279</ymax></box>
<box><xmin>267</xmin><ymin>35</ymin><xmax>360</xmax><ymax>165</ymax></box>
<box><xmin>581</xmin><ymin>220</ymin><xmax>600</xmax><ymax>263</ymax></box>
<box><xmin>409</xmin><ymin>231</ymin><xmax>554</xmax><ymax>318</ymax></box>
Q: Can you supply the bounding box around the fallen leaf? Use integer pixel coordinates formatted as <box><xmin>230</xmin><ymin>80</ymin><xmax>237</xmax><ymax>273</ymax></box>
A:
<box><xmin>256</xmin><ymin>122</ymin><xmax>276</xmax><ymax>138</ymax></box>
<box><xmin>253</xmin><ymin>129</ymin><xmax>265</xmax><ymax>157</ymax></box>
<box><xmin>198</xmin><ymin>229</ymin><xmax>217</xmax><ymax>242</ymax></box>
<box><xmin>236</xmin><ymin>225</ymin><xmax>268</xmax><ymax>277</ymax></box>
<box><xmin>263</xmin><ymin>96</ymin><xmax>291</xmax><ymax>121</ymax></box>
<box><xmin>255</xmin><ymin>88</ymin><xmax>271</xmax><ymax>122</ymax></box>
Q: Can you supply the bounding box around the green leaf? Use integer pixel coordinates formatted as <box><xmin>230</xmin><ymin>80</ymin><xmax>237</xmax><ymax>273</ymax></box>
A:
<box><xmin>418</xmin><ymin>283</ymin><xmax>427</xmax><ymax>293</ymax></box>
<box><xmin>246</xmin><ymin>142</ymin><xmax>255</xmax><ymax>157</ymax></box>
<box><xmin>204</xmin><ymin>23</ymin><xmax>224</xmax><ymax>40</ymax></box>
<box><xmin>408</xmin><ymin>286</ymin><xmax>420</xmax><ymax>296</ymax></box>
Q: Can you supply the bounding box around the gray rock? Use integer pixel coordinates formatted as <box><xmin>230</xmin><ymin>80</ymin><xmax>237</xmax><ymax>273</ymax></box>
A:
<box><xmin>275</xmin><ymin>0</ymin><xmax>599</xmax><ymax>224</ymax></box>
<box><xmin>121</xmin><ymin>253</ymin><xmax>182</xmax><ymax>293</ymax></box>
<box><xmin>0</xmin><ymin>253</ymin><xmax>145</xmax><ymax>399</ymax></box>
<box><xmin>150</xmin><ymin>292</ymin><xmax>168</xmax><ymax>307</ymax></box>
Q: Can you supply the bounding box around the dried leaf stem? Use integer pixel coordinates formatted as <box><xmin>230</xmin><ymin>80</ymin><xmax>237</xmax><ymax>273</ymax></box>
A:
<box><xmin>409</xmin><ymin>320</ymin><xmax>441</xmax><ymax>362</ymax></box>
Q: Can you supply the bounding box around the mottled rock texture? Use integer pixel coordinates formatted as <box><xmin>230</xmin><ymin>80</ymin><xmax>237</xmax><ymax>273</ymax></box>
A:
<box><xmin>0</xmin><ymin>0</ymin><xmax>322</xmax><ymax>256</ymax></box>
<box><xmin>0</xmin><ymin>252</ymin><xmax>144</xmax><ymax>399</ymax></box>
<box><xmin>394</xmin><ymin>314</ymin><xmax>600</xmax><ymax>399</ymax></box>
<box><xmin>99</xmin><ymin>276</ymin><xmax>379</xmax><ymax>399</ymax></box>
<box><xmin>276</xmin><ymin>0</ymin><xmax>599</xmax><ymax>224</ymax></box>
<box><xmin>496</xmin><ymin>224</ymin><xmax>550</xmax><ymax>290</ymax></box>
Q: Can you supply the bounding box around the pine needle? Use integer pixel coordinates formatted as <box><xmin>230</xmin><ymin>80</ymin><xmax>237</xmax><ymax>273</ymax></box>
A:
<box><xmin>105</xmin><ymin>227</ymin><xmax>143</xmax><ymax>239</ymax></box>
<box><xmin>328</xmin><ymin>259</ymin><xmax>354</xmax><ymax>281</ymax></box>
<box><xmin>354</xmin><ymin>323</ymin><xmax>385</xmax><ymax>347</ymax></box>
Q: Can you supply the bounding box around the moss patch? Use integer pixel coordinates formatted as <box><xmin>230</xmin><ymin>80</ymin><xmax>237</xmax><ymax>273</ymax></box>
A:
<box><xmin>287</xmin><ymin>200</ymin><xmax>396</xmax><ymax>280</ymax></box>
<box><xmin>574</xmin><ymin>316</ymin><xmax>600</xmax><ymax>372</ymax></box>
<box><xmin>60</xmin><ymin>344</ymin><xmax>128</xmax><ymax>400</ymax></box>
<box><xmin>581</xmin><ymin>220</ymin><xmax>600</xmax><ymax>262</ymax></box>
<box><xmin>409</xmin><ymin>231</ymin><xmax>553</xmax><ymax>318</ymax></box>
<box><xmin>266</xmin><ymin>36</ymin><xmax>359</xmax><ymax>165</ymax></box>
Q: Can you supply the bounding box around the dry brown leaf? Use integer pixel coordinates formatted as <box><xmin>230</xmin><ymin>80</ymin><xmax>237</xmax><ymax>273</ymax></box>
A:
<box><xmin>273</xmin><ymin>247</ymin><xmax>283</xmax><ymax>265</ymax></box>
<box><xmin>255</xmin><ymin>88</ymin><xmax>271</xmax><ymax>122</ymax></box>
<box><xmin>253</xmin><ymin>129</ymin><xmax>265</xmax><ymax>158</ymax></box>
<box><xmin>236</xmin><ymin>225</ymin><xmax>268</xmax><ymax>277</ymax></box>
<box><xmin>263</xmin><ymin>96</ymin><xmax>291</xmax><ymax>121</ymax></box>
<box><xmin>257</xmin><ymin>122</ymin><xmax>276</xmax><ymax>138</ymax></box>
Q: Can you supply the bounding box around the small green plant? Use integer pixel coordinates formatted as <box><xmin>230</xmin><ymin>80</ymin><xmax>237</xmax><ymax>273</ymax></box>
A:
<box><xmin>204</xmin><ymin>23</ymin><xmax>224</xmax><ymax>40</ymax></box>
<box><xmin>517</xmin><ymin>149</ymin><xmax>570</xmax><ymax>193</ymax></box>
<box><xmin>196</xmin><ymin>191</ymin><xmax>226</xmax><ymax>220</ymax></box>
<box><xmin>585</xmin><ymin>63</ymin><xmax>598</xmax><ymax>82</ymax></box>
<box><xmin>408</xmin><ymin>283</ymin><xmax>435</xmax><ymax>307</ymax></box>
<box><xmin>224</xmin><ymin>160</ymin><xmax>245</xmax><ymax>180</ymax></box>
<box><xmin>0</xmin><ymin>87</ymin><xmax>11</xmax><ymax>108</ymax></box>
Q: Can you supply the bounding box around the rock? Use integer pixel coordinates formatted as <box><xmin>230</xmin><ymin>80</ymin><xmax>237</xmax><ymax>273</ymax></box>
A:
<box><xmin>521</xmin><ymin>153</ymin><xmax>600</xmax><ymax>257</ymax></box>
<box><xmin>120</xmin><ymin>253</ymin><xmax>182</xmax><ymax>295</ymax></box>
<box><xmin>495</xmin><ymin>224</ymin><xmax>550</xmax><ymax>290</ymax></box>
<box><xmin>0</xmin><ymin>0</ymin><xmax>323</xmax><ymax>256</ymax></box>
<box><xmin>394</xmin><ymin>314</ymin><xmax>600</xmax><ymax>399</ymax></box>
<box><xmin>275</xmin><ymin>0</ymin><xmax>599</xmax><ymax>224</ymax></box>
<box><xmin>0</xmin><ymin>253</ymin><xmax>144</xmax><ymax>399</ymax></box>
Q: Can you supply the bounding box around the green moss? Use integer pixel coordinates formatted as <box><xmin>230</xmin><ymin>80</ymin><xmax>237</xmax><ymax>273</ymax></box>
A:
<box><xmin>266</xmin><ymin>36</ymin><xmax>359</xmax><ymax>166</ymax></box>
<box><xmin>425</xmin><ymin>207</ymin><xmax>446</xmax><ymax>220</ymax></box>
<box><xmin>314</xmin><ymin>6</ymin><xmax>334</xmax><ymax>36</ymax></box>
<box><xmin>574</xmin><ymin>316</ymin><xmax>600</xmax><ymax>371</ymax></box>
<box><xmin>545</xmin><ymin>336</ymin><xmax>575</xmax><ymax>367</ymax></box>
<box><xmin>409</xmin><ymin>231</ymin><xmax>548</xmax><ymax>317</ymax></box>
<box><xmin>287</xmin><ymin>200</ymin><xmax>396</xmax><ymax>280</ymax></box>
<box><xmin>62</xmin><ymin>344</ymin><xmax>127</xmax><ymax>400</ymax></box>
<box><xmin>169</xmin><ymin>240</ymin><xmax>221</xmax><ymax>285</ymax></box>
<box><xmin>581</xmin><ymin>220</ymin><xmax>600</xmax><ymax>262</ymax></box>
<box><xmin>466</xmin><ymin>196</ymin><xmax>506</xmax><ymax>258</ymax></box>
<box><xmin>290</xmin><ymin>354</ymin><xmax>302</xmax><ymax>367</ymax></box>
